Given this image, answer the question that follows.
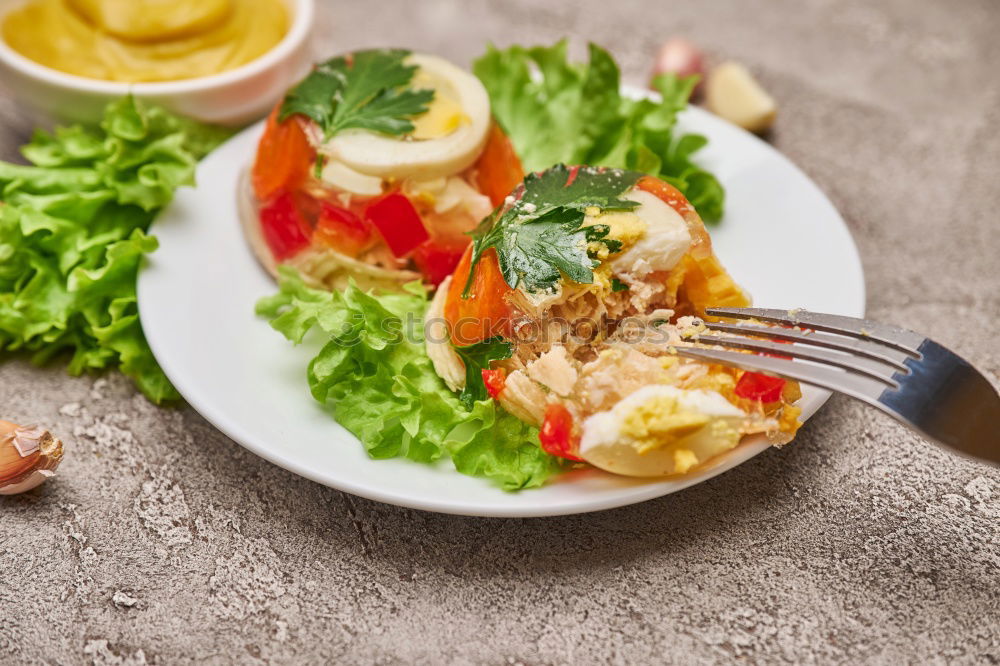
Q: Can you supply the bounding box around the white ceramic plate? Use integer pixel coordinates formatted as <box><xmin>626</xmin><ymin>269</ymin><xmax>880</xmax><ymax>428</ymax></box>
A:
<box><xmin>138</xmin><ymin>97</ymin><xmax>865</xmax><ymax>517</ymax></box>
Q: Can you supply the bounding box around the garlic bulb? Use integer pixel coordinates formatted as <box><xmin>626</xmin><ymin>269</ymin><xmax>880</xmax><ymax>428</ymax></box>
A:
<box><xmin>0</xmin><ymin>419</ymin><xmax>64</xmax><ymax>495</ymax></box>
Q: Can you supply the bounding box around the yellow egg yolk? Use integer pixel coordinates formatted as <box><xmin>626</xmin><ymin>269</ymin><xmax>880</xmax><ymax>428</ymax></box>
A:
<box><xmin>583</xmin><ymin>208</ymin><xmax>646</xmax><ymax>261</ymax></box>
<box><xmin>407</xmin><ymin>67</ymin><xmax>469</xmax><ymax>140</ymax></box>
<box><xmin>621</xmin><ymin>393</ymin><xmax>741</xmax><ymax>468</ymax></box>
<box><xmin>622</xmin><ymin>394</ymin><xmax>710</xmax><ymax>453</ymax></box>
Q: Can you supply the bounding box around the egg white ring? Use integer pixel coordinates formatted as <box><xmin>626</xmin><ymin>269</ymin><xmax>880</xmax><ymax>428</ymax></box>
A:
<box><xmin>320</xmin><ymin>53</ymin><xmax>492</xmax><ymax>180</ymax></box>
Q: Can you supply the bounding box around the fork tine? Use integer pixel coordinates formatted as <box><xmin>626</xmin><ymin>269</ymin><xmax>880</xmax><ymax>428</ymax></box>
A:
<box><xmin>705</xmin><ymin>307</ymin><xmax>925</xmax><ymax>357</ymax></box>
<box><xmin>702</xmin><ymin>321</ymin><xmax>911</xmax><ymax>371</ymax></box>
<box><xmin>693</xmin><ymin>335</ymin><xmax>900</xmax><ymax>386</ymax></box>
<box><xmin>673</xmin><ymin>346</ymin><xmax>891</xmax><ymax>402</ymax></box>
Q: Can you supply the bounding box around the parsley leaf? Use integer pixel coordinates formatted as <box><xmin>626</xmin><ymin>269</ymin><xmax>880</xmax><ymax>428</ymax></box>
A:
<box><xmin>454</xmin><ymin>336</ymin><xmax>514</xmax><ymax>408</ymax></box>
<box><xmin>517</xmin><ymin>163</ymin><xmax>641</xmax><ymax>213</ymax></box>
<box><xmin>280</xmin><ymin>49</ymin><xmax>434</xmax><ymax>140</ymax></box>
<box><xmin>464</xmin><ymin>165</ymin><xmax>642</xmax><ymax>295</ymax></box>
<box><xmin>492</xmin><ymin>207</ymin><xmax>592</xmax><ymax>290</ymax></box>
<box><xmin>610</xmin><ymin>277</ymin><xmax>629</xmax><ymax>292</ymax></box>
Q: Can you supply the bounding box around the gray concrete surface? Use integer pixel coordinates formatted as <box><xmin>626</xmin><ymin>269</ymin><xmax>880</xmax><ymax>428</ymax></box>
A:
<box><xmin>2</xmin><ymin>0</ymin><xmax>999</xmax><ymax>663</ymax></box>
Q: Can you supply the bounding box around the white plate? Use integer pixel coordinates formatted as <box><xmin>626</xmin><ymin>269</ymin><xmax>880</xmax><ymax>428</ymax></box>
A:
<box><xmin>138</xmin><ymin>98</ymin><xmax>865</xmax><ymax>517</ymax></box>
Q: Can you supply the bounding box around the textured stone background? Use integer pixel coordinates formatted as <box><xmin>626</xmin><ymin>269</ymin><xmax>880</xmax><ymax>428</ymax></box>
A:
<box><xmin>2</xmin><ymin>0</ymin><xmax>999</xmax><ymax>663</ymax></box>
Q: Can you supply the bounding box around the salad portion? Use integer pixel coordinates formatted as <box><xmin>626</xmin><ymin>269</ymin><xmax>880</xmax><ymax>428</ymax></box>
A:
<box><xmin>243</xmin><ymin>49</ymin><xmax>524</xmax><ymax>291</ymax></box>
<box><xmin>256</xmin><ymin>41</ymin><xmax>804</xmax><ymax>489</ymax></box>
<box><xmin>426</xmin><ymin>165</ymin><xmax>802</xmax><ymax>477</ymax></box>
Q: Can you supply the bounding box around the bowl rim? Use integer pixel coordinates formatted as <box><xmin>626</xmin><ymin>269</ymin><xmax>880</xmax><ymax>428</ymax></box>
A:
<box><xmin>0</xmin><ymin>0</ymin><xmax>314</xmax><ymax>94</ymax></box>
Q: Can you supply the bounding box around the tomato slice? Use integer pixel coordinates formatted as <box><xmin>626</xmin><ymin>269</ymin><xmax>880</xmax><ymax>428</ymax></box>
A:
<box><xmin>313</xmin><ymin>201</ymin><xmax>376</xmax><ymax>257</ymax></box>
<box><xmin>364</xmin><ymin>192</ymin><xmax>430</xmax><ymax>257</ymax></box>
<box><xmin>259</xmin><ymin>192</ymin><xmax>310</xmax><ymax>261</ymax></box>
<box><xmin>474</xmin><ymin>122</ymin><xmax>524</xmax><ymax>208</ymax></box>
<box><xmin>481</xmin><ymin>367</ymin><xmax>507</xmax><ymax>399</ymax></box>
<box><xmin>412</xmin><ymin>236</ymin><xmax>470</xmax><ymax>287</ymax></box>
<box><xmin>734</xmin><ymin>372</ymin><xmax>786</xmax><ymax>403</ymax></box>
<box><xmin>252</xmin><ymin>106</ymin><xmax>315</xmax><ymax>203</ymax></box>
<box><xmin>444</xmin><ymin>246</ymin><xmax>514</xmax><ymax>345</ymax></box>
<box><xmin>539</xmin><ymin>403</ymin><xmax>583</xmax><ymax>461</ymax></box>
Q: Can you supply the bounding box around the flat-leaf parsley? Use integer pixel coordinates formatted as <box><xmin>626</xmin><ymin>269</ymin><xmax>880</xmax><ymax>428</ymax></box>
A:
<box><xmin>463</xmin><ymin>164</ymin><xmax>642</xmax><ymax>296</ymax></box>
<box><xmin>280</xmin><ymin>49</ymin><xmax>434</xmax><ymax>141</ymax></box>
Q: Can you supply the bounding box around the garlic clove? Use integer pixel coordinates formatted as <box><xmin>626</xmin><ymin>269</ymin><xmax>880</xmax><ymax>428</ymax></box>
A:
<box><xmin>651</xmin><ymin>38</ymin><xmax>706</xmax><ymax>95</ymax></box>
<box><xmin>0</xmin><ymin>419</ymin><xmax>64</xmax><ymax>495</ymax></box>
<box><xmin>705</xmin><ymin>61</ymin><xmax>777</xmax><ymax>134</ymax></box>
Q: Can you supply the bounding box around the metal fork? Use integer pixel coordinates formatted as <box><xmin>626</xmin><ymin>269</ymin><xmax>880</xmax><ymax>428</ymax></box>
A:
<box><xmin>674</xmin><ymin>307</ymin><xmax>1000</xmax><ymax>465</ymax></box>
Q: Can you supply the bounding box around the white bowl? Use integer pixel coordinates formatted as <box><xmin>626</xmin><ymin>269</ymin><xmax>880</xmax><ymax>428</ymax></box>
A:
<box><xmin>0</xmin><ymin>0</ymin><xmax>315</xmax><ymax>126</ymax></box>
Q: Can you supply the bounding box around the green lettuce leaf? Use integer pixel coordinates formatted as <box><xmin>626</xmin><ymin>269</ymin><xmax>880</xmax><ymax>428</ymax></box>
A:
<box><xmin>473</xmin><ymin>41</ymin><xmax>726</xmax><ymax>222</ymax></box>
<box><xmin>257</xmin><ymin>267</ymin><xmax>563</xmax><ymax>490</ymax></box>
<box><xmin>0</xmin><ymin>96</ymin><xmax>230</xmax><ymax>403</ymax></box>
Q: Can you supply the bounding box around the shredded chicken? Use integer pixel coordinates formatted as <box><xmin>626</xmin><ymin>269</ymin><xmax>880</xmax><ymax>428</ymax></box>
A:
<box><xmin>498</xmin><ymin>370</ymin><xmax>548</xmax><ymax>426</ymax></box>
<box><xmin>525</xmin><ymin>345</ymin><xmax>578</xmax><ymax>396</ymax></box>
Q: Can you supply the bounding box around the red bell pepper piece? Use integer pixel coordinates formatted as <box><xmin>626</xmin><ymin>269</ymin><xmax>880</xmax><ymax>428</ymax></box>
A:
<box><xmin>313</xmin><ymin>200</ymin><xmax>376</xmax><ymax>257</ymax></box>
<box><xmin>539</xmin><ymin>403</ymin><xmax>583</xmax><ymax>462</ymax></box>
<box><xmin>412</xmin><ymin>236</ymin><xmax>470</xmax><ymax>287</ymax></box>
<box><xmin>364</xmin><ymin>192</ymin><xmax>429</xmax><ymax>257</ymax></box>
<box><xmin>481</xmin><ymin>367</ymin><xmax>507</xmax><ymax>400</ymax></box>
<box><xmin>259</xmin><ymin>192</ymin><xmax>310</xmax><ymax>261</ymax></box>
<box><xmin>734</xmin><ymin>372</ymin><xmax>786</xmax><ymax>403</ymax></box>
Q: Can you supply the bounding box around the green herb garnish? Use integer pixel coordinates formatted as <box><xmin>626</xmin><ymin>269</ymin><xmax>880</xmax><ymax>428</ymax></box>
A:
<box><xmin>610</xmin><ymin>278</ymin><xmax>630</xmax><ymax>292</ymax></box>
<box><xmin>453</xmin><ymin>336</ymin><xmax>514</xmax><ymax>408</ymax></box>
<box><xmin>463</xmin><ymin>164</ymin><xmax>641</xmax><ymax>296</ymax></box>
<box><xmin>280</xmin><ymin>49</ymin><xmax>434</xmax><ymax>141</ymax></box>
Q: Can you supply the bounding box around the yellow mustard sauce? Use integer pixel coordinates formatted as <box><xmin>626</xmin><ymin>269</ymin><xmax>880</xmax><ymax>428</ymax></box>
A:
<box><xmin>1</xmin><ymin>0</ymin><xmax>289</xmax><ymax>82</ymax></box>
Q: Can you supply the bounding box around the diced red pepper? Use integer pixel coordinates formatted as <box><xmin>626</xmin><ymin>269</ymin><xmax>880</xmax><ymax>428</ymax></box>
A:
<box><xmin>734</xmin><ymin>372</ymin><xmax>786</xmax><ymax>403</ymax></box>
<box><xmin>364</xmin><ymin>192</ymin><xmax>430</xmax><ymax>257</ymax></box>
<box><xmin>563</xmin><ymin>165</ymin><xmax>581</xmax><ymax>187</ymax></box>
<box><xmin>539</xmin><ymin>403</ymin><xmax>583</xmax><ymax>462</ymax></box>
<box><xmin>412</xmin><ymin>236</ymin><xmax>470</xmax><ymax>287</ymax></box>
<box><xmin>259</xmin><ymin>191</ymin><xmax>310</xmax><ymax>261</ymax></box>
<box><xmin>481</xmin><ymin>367</ymin><xmax>507</xmax><ymax>399</ymax></box>
<box><xmin>313</xmin><ymin>200</ymin><xmax>376</xmax><ymax>257</ymax></box>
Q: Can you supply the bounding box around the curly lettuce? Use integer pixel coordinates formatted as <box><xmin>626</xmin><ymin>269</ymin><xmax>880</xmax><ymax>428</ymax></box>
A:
<box><xmin>257</xmin><ymin>268</ymin><xmax>563</xmax><ymax>490</ymax></box>
<box><xmin>0</xmin><ymin>97</ymin><xmax>230</xmax><ymax>402</ymax></box>
<box><xmin>474</xmin><ymin>40</ymin><xmax>725</xmax><ymax>222</ymax></box>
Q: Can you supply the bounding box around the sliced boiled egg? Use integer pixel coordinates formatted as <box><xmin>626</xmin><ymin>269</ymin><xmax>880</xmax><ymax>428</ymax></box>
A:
<box><xmin>608</xmin><ymin>188</ymin><xmax>691</xmax><ymax>277</ymax></box>
<box><xmin>579</xmin><ymin>384</ymin><xmax>746</xmax><ymax>477</ymax></box>
<box><xmin>320</xmin><ymin>160</ymin><xmax>384</xmax><ymax>197</ymax></box>
<box><xmin>321</xmin><ymin>53</ymin><xmax>491</xmax><ymax>181</ymax></box>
